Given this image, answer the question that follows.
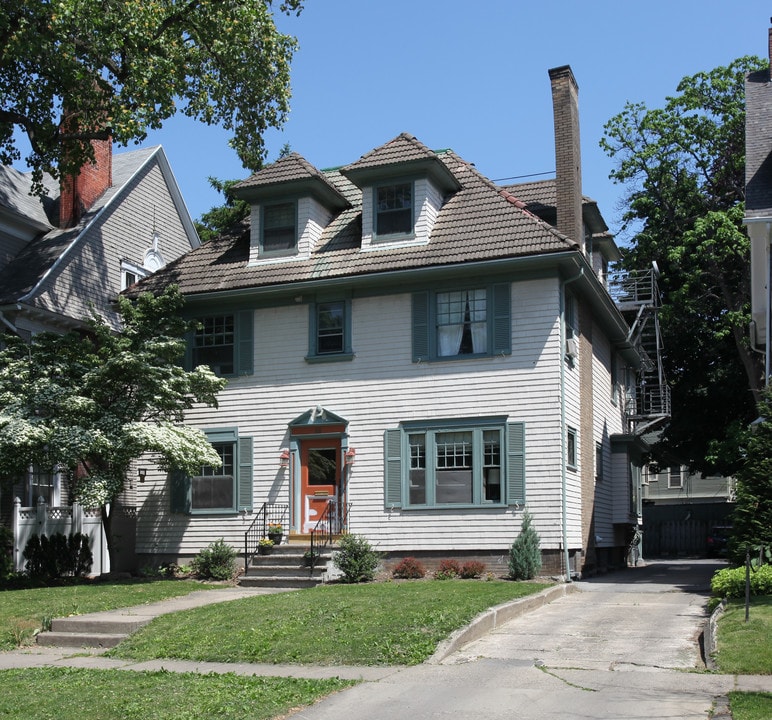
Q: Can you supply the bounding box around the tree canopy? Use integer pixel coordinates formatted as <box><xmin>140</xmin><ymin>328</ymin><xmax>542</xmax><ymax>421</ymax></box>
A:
<box><xmin>0</xmin><ymin>0</ymin><xmax>302</xmax><ymax>193</ymax></box>
<box><xmin>601</xmin><ymin>56</ymin><xmax>767</xmax><ymax>475</ymax></box>
<box><xmin>0</xmin><ymin>287</ymin><xmax>226</xmax><ymax>546</ymax></box>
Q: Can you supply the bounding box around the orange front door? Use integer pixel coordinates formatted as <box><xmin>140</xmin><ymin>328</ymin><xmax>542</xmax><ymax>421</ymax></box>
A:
<box><xmin>300</xmin><ymin>439</ymin><xmax>340</xmax><ymax>533</ymax></box>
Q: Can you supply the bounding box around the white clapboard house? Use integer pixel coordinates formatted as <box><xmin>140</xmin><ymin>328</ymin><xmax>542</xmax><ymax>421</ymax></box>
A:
<box><xmin>130</xmin><ymin>66</ymin><xmax>651</xmax><ymax>578</ymax></box>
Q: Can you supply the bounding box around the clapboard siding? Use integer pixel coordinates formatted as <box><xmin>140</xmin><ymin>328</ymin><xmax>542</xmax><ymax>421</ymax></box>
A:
<box><xmin>136</xmin><ymin>276</ymin><xmax>624</xmax><ymax>556</ymax></box>
<box><xmin>33</xmin><ymin>159</ymin><xmax>194</xmax><ymax>329</ymax></box>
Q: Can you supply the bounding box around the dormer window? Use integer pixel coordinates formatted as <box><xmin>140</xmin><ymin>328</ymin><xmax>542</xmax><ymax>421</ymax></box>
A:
<box><xmin>262</xmin><ymin>201</ymin><xmax>297</xmax><ymax>254</ymax></box>
<box><xmin>376</xmin><ymin>182</ymin><xmax>413</xmax><ymax>236</ymax></box>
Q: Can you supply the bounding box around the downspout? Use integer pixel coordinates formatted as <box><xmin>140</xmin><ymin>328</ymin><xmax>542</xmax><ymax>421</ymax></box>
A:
<box><xmin>0</xmin><ymin>310</ymin><xmax>19</xmax><ymax>336</ymax></box>
<box><xmin>560</xmin><ymin>265</ymin><xmax>584</xmax><ymax>582</ymax></box>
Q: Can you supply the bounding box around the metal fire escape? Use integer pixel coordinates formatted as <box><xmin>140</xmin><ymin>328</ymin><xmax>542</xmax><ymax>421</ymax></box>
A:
<box><xmin>610</xmin><ymin>264</ymin><xmax>671</xmax><ymax>437</ymax></box>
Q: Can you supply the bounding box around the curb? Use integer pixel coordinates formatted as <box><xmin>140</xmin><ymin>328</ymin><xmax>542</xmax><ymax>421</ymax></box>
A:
<box><xmin>426</xmin><ymin>582</ymin><xmax>579</xmax><ymax>664</ymax></box>
<box><xmin>704</xmin><ymin>598</ymin><xmax>726</xmax><ymax>672</ymax></box>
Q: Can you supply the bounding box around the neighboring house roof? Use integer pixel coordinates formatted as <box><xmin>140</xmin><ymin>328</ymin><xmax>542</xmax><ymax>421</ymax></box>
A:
<box><xmin>131</xmin><ymin>138</ymin><xmax>578</xmax><ymax>298</ymax></box>
<box><xmin>0</xmin><ymin>146</ymin><xmax>199</xmax><ymax>307</ymax></box>
<box><xmin>745</xmin><ymin>67</ymin><xmax>772</xmax><ymax>218</ymax></box>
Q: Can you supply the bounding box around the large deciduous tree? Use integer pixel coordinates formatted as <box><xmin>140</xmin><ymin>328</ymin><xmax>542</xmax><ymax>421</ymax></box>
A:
<box><xmin>0</xmin><ymin>0</ymin><xmax>302</xmax><ymax>193</ymax></box>
<box><xmin>0</xmin><ymin>287</ymin><xmax>226</xmax><ymax>562</ymax></box>
<box><xmin>601</xmin><ymin>57</ymin><xmax>767</xmax><ymax>475</ymax></box>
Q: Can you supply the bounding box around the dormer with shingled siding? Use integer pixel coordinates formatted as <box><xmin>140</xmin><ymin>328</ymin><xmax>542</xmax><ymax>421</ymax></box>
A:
<box><xmin>340</xmin><ymin>133</ymin><xmax>460</xmax><ymax>250</ymax></box>
<box><xmin>232</xmin><ymin>152</ymin><xmax>349</xmax><ymax>265</ymax></box>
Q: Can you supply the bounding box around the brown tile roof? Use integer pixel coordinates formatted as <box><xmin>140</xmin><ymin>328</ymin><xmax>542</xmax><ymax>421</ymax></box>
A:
<box><xmin>130</xmin><ymin>140</ymin><xmax>579</xmax><ymax>299</ymax></box>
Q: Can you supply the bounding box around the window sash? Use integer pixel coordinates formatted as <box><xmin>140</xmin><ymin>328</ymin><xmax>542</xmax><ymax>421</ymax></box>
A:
<box><xmin>316</xmin><ymin>301</ymin><xmax>345</xmax><ymax>354</ymax></box>
<box><xmin>191</xmin><ymin>441</ymin><xmax>235</xmax><ymax>511</ymax></box>
<box><xmin>263</xmin><ymin>202</ymin><xmax>296</xmax><ymax>252</ymax></box>
<box><xmin>376</xmin><ymin>183</ymin><xmax>412</xmax><ymax>236</ymax></box>
<box><xmin>437</xmin><ymin>289</ymin><xmax>487</xmax><ymax>356</ymax></box>
<box><xmin>567</xmin><ymin>427</ymin><xmax>577</xmax><ymax>469</ymax></box>
<box><xmin>193</xmin><ymin>315</ymin><xmax>235</xmax><ymax>376</ymax></box>
<box><xmin>405</xmin><ymin>426</ymin><xmax>502</xmax><ymax>507</ymax></box>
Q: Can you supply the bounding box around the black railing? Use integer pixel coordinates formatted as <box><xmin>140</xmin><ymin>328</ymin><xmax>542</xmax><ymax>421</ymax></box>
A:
<box><xmin>244</xmin><ymin>502</ymin><xmax>289</xmax><ymax>574</ymax></box>
<box><xmin>309</xmin><ymin>500</ymin><xmax>350</xmax><ymax>572</ymax></box>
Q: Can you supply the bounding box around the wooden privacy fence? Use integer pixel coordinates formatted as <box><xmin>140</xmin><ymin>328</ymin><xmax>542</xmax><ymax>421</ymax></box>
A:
<box><xmin>644</xmin><ymin>519</ymin><xmax>711</xmax><ymax>558</ymax></box>
<box><xmin>11</xmin><ymin>497</ymin><xmax>110</xmax><ymax>575</ymax></box>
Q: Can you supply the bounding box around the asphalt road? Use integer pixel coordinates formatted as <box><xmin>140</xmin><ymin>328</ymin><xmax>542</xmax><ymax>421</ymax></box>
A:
<box><xmin>290</xmin><ymin>559</ymin><xmax>770</xmax><ymax>720</ymax></box>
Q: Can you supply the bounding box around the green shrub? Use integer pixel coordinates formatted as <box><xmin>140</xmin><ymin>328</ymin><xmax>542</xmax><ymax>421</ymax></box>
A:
<box><xmin>460</xmin><ymin>561</ymin><xmax>486</xmax><ymax>579</ymax></box>
<box><xmin>0</xmin><ymin>525</ymin><xmax>13</xmax><ymax>580</ymax></box>
<box><xmin>392</xmin><ymin>556</ymin><xmax>426</xmax><ymax>579</ymax></box>
<box><xmin>434</xmin><ymin>559</ymin><xmax>461</xmax><ymax>580</ymax></box>
<box><xmin>711</xmin><ymin>564</ymin><xmax>772</xmax><ymax>598</ymax></box>
<box><xmin>509</xmin><ymin>510</ymin><xmax>542</xmax><ymax>580</ymax></box>
<box><xmin>191</xmin><ymin>538</ymin><xmax>237</xmax><ymax>580</ymax></box>
<box><xmin>22</xmin><ymin>532</ymin><xmax>93</xmax><ymax>580</ymax></box>
<box><xmin>333</xmin><ymin>533</ymin><xmax>379</xmax><ymax>583</ymax></box>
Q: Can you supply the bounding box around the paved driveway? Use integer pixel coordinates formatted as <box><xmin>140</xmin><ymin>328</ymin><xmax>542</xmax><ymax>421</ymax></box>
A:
<box><xmin>291</xmin><ymin>560</ymin><xmax>768</xmax><ymax>720</ymax></box>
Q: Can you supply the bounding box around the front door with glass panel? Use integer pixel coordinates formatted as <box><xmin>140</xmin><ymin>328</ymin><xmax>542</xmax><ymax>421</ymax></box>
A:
<box><xmin>300</xmin><ymin>439</ymin><xmax>340</xmax><ymax>533</ymax></box>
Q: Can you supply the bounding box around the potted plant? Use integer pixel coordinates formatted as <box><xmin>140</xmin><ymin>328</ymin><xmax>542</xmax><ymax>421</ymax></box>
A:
<box><xmin>257</xmin><ymin>537</ymin><xmax>274</xmax><ymax>555</ymax></box>
<box><xmin>267</xmin><ymin>522</ymin><xmax>283</xmax><ymax>545</ymax></box>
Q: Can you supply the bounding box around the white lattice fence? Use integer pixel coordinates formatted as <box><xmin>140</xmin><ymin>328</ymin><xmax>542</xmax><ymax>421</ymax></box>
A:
<box><xmin>11</xmin><ymin>498</ymin><xmax>109</xmax><ymax>575</ymax></box>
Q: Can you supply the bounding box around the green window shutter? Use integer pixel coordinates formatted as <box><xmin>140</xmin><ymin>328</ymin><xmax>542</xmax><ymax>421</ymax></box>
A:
<box><xmin>506</xmin><ymin>422</ymin><xmax>525</xmax><ymax>505</ymax></box>
<box><xmin>384</xmin><ymin>429</ymin><xmax>403</xmax><ymax>508</ymax></box>
<box><xmin>170</xmin><ymin>470</ymin><xmax>191</xmax><ymax>514</ymax></box>
<box><xmin>238</xmin><ymin>436</ymin><xmax>253</xmax><ymax>512</ymax></box>
<box><xmin>237</xmin><ymin>309</ymin><xmax>254</xmax><ymax>375</ymax></box>
<box><xmin>492</xmin><ymin>283</ymin><xmax>511</xmax><ymax>355</ymax></box>
<box><xmin>412</xmin><ymin>292</ymin><xmax>430</xmax><ymax>361</ymax></box>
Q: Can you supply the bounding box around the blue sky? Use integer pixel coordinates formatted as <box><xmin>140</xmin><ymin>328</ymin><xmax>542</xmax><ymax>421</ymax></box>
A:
<box><xmin>99</xmin><ymin>3</ymin><xmax>772</xmax><ymax>241</ymax></box>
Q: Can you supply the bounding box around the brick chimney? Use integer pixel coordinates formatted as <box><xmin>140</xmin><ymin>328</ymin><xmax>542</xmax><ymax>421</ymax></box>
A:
<box><xmin>59</xmin><ymin>136</ymin><xmax>113</xmax><ymax>228</ymax></box>
<box><xmin>548</xmin><ymin>65</ymin><xmax>584</xmax><ymax>252</ymax></box>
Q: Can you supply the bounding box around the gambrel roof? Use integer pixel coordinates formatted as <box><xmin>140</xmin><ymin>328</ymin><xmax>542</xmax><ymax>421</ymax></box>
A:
<box><xmin>130</xmin><ymin>134</ymin><xmax>581</xmax><ymax>298</ymax></box>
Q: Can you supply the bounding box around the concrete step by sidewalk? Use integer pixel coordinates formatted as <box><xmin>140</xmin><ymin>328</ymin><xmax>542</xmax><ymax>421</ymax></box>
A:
<box><xmin>240</xmin><ymin>545</ymin><xmax>332</xmax><ymax>588</ymax></box>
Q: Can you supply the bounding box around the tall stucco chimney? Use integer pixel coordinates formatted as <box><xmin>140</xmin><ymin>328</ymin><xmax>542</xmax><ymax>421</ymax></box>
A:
<box><xmin>59</xmin><ymin>136</ymin><xmax>113</xmax><ymax>228</ymax></box>
<box><xmin>549</xmin><ymin>65</ymin><xmax>584</xmax><ymax>252</ymax></box>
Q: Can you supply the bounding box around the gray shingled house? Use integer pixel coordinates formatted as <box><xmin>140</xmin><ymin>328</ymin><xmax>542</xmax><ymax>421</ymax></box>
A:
<box><xmin>1</xmin><ymin>141</ymin><xmax>200</xmax><ymax>570</ymax></box>
<box><xmin>127</xmin><ymin>66</ymin><xmax>657</xmax><ymax>580</ymax></box>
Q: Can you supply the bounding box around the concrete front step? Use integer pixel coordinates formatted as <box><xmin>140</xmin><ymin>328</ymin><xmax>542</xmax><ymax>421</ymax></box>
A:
<box><xmin>37</xmin><ymin>631</ymin><xmax>127</xmax><ymax>649</ymax></box>
<box><xmin>241</xmin><ymin>545</ymin><xmax>331</xmax><ymax>588</ymax></box>
<box><xmin>238</xmin><ymin>575</ymin><xmax>322</xmax><ymax>589</ymax></box>
<box><xmin>36</xmin><ymin>613</ymin><xmax>154</xmax><ymax>648</ymax></box>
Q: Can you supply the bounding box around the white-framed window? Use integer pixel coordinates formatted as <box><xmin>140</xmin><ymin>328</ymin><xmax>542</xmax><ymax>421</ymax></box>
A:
<box><xmin>567</xmin><ymin>427</ymin><xmax>577</xmax><ymax>470</ymax></box>
<box><xmin>385</xmin><ymin>418</ymin><xmax>524</xmax><ymax>508</ymax></box>
<box><xmin>437</xmin><ymin>289</ymin><xmax>487</xmax><ymax>356</ymax></box>
<box><xmin>121</xmin><ymin>260</ymin><xmax>149</xmax><ymax>290</ymax></box>
<box><xmin>375</xmin><ymin>182</ymin><xmax>413</xmax><ymax>236</ymax></box>
<box><xmin>668</xmin><ymin>466</ymin><xmax>683</xmax><ymax>489</ymax></box>
<box><xmin>192</xmin><ymin>441</ymin><xmax>235</xmax><ymax>512</ymax></box>
<box><xmin>261</xmin><ymin>201</ymin><xmax>297</xmax><ymax>253</ymax></box>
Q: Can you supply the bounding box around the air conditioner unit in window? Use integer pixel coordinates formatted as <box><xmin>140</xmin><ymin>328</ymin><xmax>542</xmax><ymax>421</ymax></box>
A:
<box><xmin>565</xmin><ymin>337</ymin><xmax>578</xmax><ymax>359</ymax></box>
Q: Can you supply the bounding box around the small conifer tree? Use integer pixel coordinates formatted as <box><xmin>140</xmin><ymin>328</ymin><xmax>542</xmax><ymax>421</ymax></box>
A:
<box><xmin>509</xmin><ymin>509</ymin><xmax>542</xmax><ymax>580</ymax></box>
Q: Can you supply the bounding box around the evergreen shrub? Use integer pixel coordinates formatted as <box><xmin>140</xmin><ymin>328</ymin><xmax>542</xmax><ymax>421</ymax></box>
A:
<box><xmin>509</xmin><ymin>510</ymin><xmax>542</xmax><ymax>580</ymax></box>
<box><xmin>333</xmin><ymin>533</ymin><xmax>379</xmax><ymax>583</ymax></box>
<box><xmin>22</xmin><ymin>532</ymin><xmax>93</xmax><ymax>580</ymax></box>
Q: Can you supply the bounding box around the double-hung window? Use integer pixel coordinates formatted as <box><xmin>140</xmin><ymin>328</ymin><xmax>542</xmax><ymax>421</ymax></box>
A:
<box><xmin>188</xmin><ymin>310</ymin><xmax>254</xmax><ymax>377</ymax></box>
<box><xmin>412</xmin><ymin>284</ymin><xmax>511</xmax><ymax>361</ymax></box>
<box><xmin>171</xmin><ymin>429</ymin><xmax>253</xmax><ymax>515</ymax></box>
<box><xmin>262</xmin><ymin>201</ymin><xmax>297</xmax><ymax>253</ymax></box>
<box><xmin>307</xmin><ymin>299</ymin><xmax>353</xmax><ymax>362</ymax></box>
<box><xmin>386</xmin><ymin>419</ymin><xmax>524</xmax><ymax>508</ymax></box>
<box><xmin>375</xmin><ymin>182</ymin><xmax>413</xmax><ymax>236</ymax></box>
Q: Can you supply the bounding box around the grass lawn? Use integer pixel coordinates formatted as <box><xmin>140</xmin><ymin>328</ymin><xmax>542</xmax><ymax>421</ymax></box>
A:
<box><xmin>110</xmin><ymin>580</ymin><xmax>546</xmax><ymax>666</ymax></box>
<box><xmin>728</xmin><ymin>692</ymin><xmax>772</xmax><ymax>720</ymax></box>
<box><xmin>714</xmin><ymin>596</ymin><xmax>772</xmax><ymax>675</ymax></box>
<box><xmin>0</xmin><ymin>579</ymin><xmax>217</xmax><ymax>650</ymax></box>
<box><xmin>0</xmin><ymin>667</ymin><xmax>354</xmax><ymax>720</ymax></box>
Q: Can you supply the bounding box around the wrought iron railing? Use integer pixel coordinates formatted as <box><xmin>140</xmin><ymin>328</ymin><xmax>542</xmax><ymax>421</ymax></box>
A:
<box><xmin>244</xmin><ymin>502</ymin><xmax>289</xmax><ymax>574</ymax></box>
<box><xmin>309</xmin><ymin>500</ymin><xmax>350</xmax><ymax>572</ymax></box>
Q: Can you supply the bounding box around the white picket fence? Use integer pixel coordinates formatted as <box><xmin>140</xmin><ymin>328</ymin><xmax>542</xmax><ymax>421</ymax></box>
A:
<box><xmin>11</xmin><ymin>497</ymin><xmax>110</xmax><ymax>575</ymax></box>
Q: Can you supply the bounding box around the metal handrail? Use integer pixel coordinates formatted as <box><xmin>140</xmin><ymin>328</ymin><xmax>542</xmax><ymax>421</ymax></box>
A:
<box><xmin>308</xmin><ymin>500</ymin><xmax>350</xmax><ymax>572</ymax></box>
<box><xmin>244</xmin><ymin>502</ymin><xmax>289</xmax><ymax>574</ymax></box>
